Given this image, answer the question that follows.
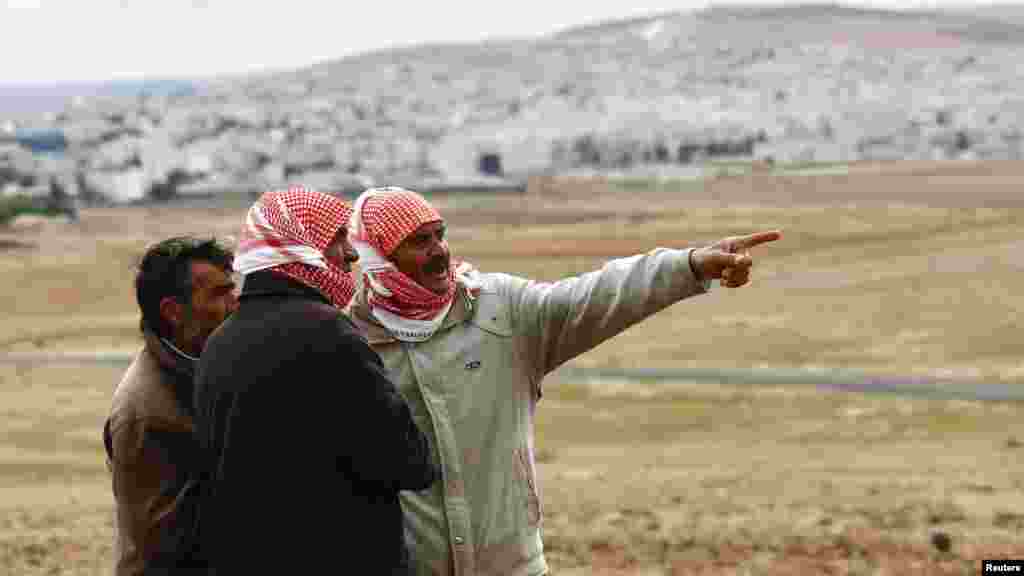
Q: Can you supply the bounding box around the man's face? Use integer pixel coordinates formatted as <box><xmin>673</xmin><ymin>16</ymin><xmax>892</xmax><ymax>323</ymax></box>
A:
<box><xmin>324</xmin><ymin>225</ymin><xmax>359</xmax><ymax>273</ymax></box>
<box><xmin>174</xmin><ymin>260</ymin><xmax>238</xmax><ymax>355</ymax></box>
<box><xmin>390</xmin><ymin>221</ymin><xmax>450</xmax><ymax>295</ymax></box>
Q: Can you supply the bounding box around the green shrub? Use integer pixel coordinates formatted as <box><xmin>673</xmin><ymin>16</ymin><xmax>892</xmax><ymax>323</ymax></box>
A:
<box><xmin>0</xmin><ymin>195</ymin><xmax>63</xmax><ymax>226</ymax></box>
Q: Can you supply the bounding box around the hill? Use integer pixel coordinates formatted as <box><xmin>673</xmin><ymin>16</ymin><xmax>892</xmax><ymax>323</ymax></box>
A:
<box><xmin>4</xmin><ymin>3</ymin><xmax>1024</xmax><ymax>203</ymax></box>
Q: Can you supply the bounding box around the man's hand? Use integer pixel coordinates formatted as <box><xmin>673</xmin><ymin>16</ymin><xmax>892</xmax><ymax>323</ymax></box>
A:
<box><xmin>690</xmin><ymin>230</ymin><xmax>782</xmax><ymax>288</ymax></box>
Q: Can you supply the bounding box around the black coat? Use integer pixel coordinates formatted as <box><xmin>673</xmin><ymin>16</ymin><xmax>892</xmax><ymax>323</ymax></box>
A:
<box><xmin>190</xmin><ymin>270</ymin><xmax>436</xmax><ymax>575</ymax></box>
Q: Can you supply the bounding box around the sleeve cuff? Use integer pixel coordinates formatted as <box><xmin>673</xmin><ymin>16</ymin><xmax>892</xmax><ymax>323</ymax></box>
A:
<box><xmin>687</xmin><ymin>248</ymin><xmax>713</xmax><ymax>293</ymax></box>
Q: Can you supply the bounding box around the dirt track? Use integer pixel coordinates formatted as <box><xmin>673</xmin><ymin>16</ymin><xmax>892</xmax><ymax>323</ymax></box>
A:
<box><xmin>4</xmin><ymin>351</ymin><xmax>1024</xmax><ymax>403</ymax></box>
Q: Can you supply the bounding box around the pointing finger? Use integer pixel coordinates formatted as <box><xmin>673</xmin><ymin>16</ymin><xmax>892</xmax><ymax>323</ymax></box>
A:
<box><xmin>734</xmin><ymin>230</ymin><xmax>782</xmax><ymax>251</ymax></box>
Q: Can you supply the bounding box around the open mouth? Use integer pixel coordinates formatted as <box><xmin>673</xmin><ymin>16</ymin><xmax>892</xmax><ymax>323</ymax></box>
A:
<box><xmin>424</xmin><ymin>257</ymin><xmax>449</xmax><ymax>280</ymax></box>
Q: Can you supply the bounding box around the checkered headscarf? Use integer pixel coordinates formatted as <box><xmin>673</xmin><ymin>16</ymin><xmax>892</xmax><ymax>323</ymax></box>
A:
<box><xmin>349</xmin><ymin>186</ymin><xmax>479</xmax><ymax>342</ymax></box>
<box><xmin>234</xmin><ymin>186</ymin><xmax>355</xmax><ymax>308</ymax></box>
<box><xmin>355</xmin><ymin>187</ymin><xmax>443</xmax><ymax>257</ymax></box>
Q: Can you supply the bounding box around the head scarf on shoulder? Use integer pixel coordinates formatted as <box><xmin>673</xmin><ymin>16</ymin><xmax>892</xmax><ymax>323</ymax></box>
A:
<box><xmin>348</xmin><ymin>186</ymin><xmax>479</xmax><ymax>342</ymax></box>
<box><xmin>233</xmin><ymin>186</ymin><xmax>355</xmax><ymax>308</ymax></box>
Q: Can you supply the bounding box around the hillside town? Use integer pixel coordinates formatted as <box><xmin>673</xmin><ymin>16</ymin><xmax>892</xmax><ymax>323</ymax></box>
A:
<box><xmin>3</xmin><ymin>4</ymin><xmax>1024</xmax><ymax>206</ymax></box>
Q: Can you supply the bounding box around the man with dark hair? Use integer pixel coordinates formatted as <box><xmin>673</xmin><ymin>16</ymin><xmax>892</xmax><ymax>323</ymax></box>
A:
<box><xmin>103</xmin><ymin>235</ymin><xmax>238</xmax><ymax>576</ymax></box>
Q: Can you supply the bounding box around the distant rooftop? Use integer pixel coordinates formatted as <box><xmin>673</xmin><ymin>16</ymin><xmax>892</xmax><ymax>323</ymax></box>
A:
<box><xmin>13</xmin><ymin>128</ymin><xmax>67</xmax><ymax>155</ymax></box>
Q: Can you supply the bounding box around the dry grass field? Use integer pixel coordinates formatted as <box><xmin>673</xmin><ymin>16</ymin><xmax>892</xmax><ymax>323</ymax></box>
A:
<box><xmin>2</xmin><ymin>160</ymin><xmax>1024</xmax><ymax>574</ymax></box>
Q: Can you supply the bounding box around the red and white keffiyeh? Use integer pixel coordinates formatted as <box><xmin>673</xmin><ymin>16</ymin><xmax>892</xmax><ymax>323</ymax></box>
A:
<box><xmin>234</xmin><ymin>186</ymin><xmax>355</xmax><ymax>308</ymax></box>
<box><xmin>349</xmin><ymin>186</ymin><xmax>479</xmax><ymax>342</ymax></box>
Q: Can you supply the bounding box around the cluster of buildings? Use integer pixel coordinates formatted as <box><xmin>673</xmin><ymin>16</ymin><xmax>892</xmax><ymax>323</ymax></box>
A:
<box><xmin>4</xmin><ymin>6</ymin><xmax>1024</xmax><ymax>205</ymax></box>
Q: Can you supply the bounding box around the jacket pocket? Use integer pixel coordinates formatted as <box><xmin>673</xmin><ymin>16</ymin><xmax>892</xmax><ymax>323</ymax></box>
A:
<box><xmin>469</xmin><ymin>295</ymin><xmax>514</xmax><ymax>337</ymax></box>
<box><xmin>515</xmin><ymin>447</ymin><xmax>541</xmax><ymax>527</ymax></box>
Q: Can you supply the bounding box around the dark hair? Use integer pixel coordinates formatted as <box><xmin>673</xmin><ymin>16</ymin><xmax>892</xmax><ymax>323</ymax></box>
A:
<box><xmin>135</xmin><ymin>236</ymin><xmax>234</xmax><ymax>338</ymax></box>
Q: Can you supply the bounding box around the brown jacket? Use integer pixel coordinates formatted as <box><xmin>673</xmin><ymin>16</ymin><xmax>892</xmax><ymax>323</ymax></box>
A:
<box><xmin>103</xmin><ymin>331</ymin><xmax>200</xmax><ymax>576</ymax></box>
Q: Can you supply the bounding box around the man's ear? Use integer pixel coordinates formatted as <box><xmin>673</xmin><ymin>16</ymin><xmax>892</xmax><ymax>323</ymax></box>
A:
<box><xmin>158</xmin><ymin>296</ymin><xmax>183</xmax><ymax>333</ymax></box>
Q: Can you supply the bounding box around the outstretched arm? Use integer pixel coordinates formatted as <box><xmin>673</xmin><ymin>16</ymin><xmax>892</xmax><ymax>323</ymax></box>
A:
<box><xmin>511</xmin><ymin>231</ymin><xmax>782</xmax><ymax>382</ymax></box>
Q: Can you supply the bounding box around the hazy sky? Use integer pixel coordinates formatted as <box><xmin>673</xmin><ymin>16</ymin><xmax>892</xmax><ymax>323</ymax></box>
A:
<box><xmin>0</xmin><ymin>0</ymin><xmax>1015</xmax><ymax>84</ymax></box>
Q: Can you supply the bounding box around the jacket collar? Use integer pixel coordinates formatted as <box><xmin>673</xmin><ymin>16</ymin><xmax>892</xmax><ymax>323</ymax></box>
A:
<box><xmin>347</xmin><ymin>281</ymin><xmax>476</xmax><ymax>345</ymax></box>
<box><xmin>239</xmin><ymin>269</ymin><xmax>332</xmax><ymax>306</ymax></box>
<box><xmin>142</xmin><ymin>329</ymin><xmax>196</xmax><ymax>381</ymax></box>
<box><xmin>142</xmin><ymin>328</ymin><xmax>198</xmax><ymax>418</ymax></box>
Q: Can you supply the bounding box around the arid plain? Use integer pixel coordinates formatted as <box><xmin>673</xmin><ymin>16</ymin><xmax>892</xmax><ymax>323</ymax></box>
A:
<box><xmin>2</xmin><ymin>161</ymin><xmax>1023</xmax><ymax>575</ymax></box>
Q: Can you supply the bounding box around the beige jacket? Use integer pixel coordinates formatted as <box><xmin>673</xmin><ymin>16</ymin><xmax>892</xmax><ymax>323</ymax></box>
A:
<box><xmin>347</xmin><ymin>248</ymin><xmax>710</xmax><ymax>576</ymax></box>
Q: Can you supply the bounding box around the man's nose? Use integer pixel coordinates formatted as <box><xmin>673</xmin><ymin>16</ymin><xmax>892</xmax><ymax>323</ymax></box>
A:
<box><xmin>427</xmin><ymin>237</ymin><xmax>447</xmax><ymax>256</ymax></box>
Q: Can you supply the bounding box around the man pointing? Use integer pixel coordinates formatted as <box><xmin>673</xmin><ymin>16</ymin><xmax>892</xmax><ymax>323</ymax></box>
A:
<box><xmin>346</xmin><ymin>186</ymin><xmax>781</xmax><ymax>576</ymax></box>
